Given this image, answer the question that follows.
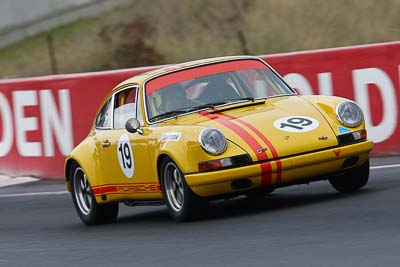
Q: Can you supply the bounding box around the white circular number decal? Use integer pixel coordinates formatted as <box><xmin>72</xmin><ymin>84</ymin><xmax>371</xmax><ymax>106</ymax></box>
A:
<box><xmin>273</xmin><ymin>116</ymin><xmax>319</xmax><ymax>133</ymax></box>
<box><xmin>117</xmin><ymin>134</ymin><xmax>134</xmax><ymax>178</ymax></box>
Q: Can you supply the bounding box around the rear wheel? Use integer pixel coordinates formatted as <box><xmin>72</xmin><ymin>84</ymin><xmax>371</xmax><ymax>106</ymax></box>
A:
<box><xmin>329</xmin><ymin>159</ymin><xmax>370</xmax><ymax>193</ymax></box>
<box><xmin>160</xmin><ymin>158</ymin><xmax>208</xmax><ymax>222</ymax></box>
<box><xmin>70</xmin><ymin>165</ymin><xmax>118</xmax><ymax>225</ymax></box>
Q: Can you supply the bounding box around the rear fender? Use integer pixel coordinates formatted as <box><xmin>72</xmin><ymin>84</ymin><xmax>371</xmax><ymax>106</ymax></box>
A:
<box><xmin>64</xmin><ymin>141</ymin><xmax>100</xmax><ymax>192</ymax></box>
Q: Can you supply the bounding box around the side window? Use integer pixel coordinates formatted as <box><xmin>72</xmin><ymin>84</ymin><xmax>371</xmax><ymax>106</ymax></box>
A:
<box><xmin>113</xmin><ymin>87</ymin><xmax>138</xmax><ymax>129</ymax></box>
<box><xmin>95</xmin><ymin>98</ymin><xmax>112</xmax><ymax>129</ymax></box>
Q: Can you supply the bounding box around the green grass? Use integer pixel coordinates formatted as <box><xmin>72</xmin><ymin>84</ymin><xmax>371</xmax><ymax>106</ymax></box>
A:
<box><xmin>0</xmin><ymin>15</ymin><xmax>104</xmax><ymax>78</ymax></box>
<box><xmin>0</xmin><ymin>34</ymin><xmax>43</xmax><ymax>61</ymax></box>
<box><xmin>1</xmin><ymin>0</ymin><xmax>400</xmax><ymax>78</ymax></box>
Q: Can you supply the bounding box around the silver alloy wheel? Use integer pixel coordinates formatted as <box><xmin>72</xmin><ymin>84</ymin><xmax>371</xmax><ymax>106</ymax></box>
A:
<box><xmin>73</xmin><ymin>167</ymin><xmax>93</xmax><ymax>215</ymax></box>
<box><xmin>164</xmin><ymin>162</ymin><xmax>184</xmax><ymax>212</ymax></box>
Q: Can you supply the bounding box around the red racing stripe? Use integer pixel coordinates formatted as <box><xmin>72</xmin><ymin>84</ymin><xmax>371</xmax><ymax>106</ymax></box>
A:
<box><xmin>199</xmin><ymin>111</ymin><xmax>272</xmax><ymax>186</ymax></box>
<box><xmin>219</xmin><ymin>113</ymin><xmax>283</xmax><ymax>183</ymax></box>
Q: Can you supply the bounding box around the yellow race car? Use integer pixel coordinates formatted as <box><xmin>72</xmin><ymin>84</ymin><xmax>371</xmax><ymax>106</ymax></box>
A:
<box><xmin>65</xmin><ymin>56</ymin><xmax>373</xmax><ymax>224</ymax></box>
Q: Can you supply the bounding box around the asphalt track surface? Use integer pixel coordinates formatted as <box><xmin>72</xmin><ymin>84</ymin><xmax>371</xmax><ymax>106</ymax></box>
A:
<box><xmin>1</xmin><ymin>156</ymin><xmax>399</xmax><ymax>267</ymax></box>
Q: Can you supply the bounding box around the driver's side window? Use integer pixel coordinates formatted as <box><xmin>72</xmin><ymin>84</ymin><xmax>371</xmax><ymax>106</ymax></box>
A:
<box><xmin>113</xmin><ymin>87</ymin><xmax>138</xmax><ymax>129</ymax></box>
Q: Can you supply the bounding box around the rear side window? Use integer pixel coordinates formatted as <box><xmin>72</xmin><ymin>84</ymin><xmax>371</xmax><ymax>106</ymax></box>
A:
<box><xmin>95</xmin><ymin>98</ymin><xmax>112</xmax><ymax>129</ymax></box>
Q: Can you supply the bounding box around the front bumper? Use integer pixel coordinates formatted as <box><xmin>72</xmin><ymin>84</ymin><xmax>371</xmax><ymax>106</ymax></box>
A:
<box><xmin>185</xmin><ymin>140</ymin><xmax>373</xmax><ymax>197</ymax></box>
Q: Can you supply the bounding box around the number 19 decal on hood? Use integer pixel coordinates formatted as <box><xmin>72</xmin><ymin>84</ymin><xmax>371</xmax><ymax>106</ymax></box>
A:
<box><xmin>273</xmin><ymin>116</ymin><xmax>319</xmax><ymax>133</ymax></box>
<box><xmin>117</xmin><ymin>134</ymin><xmax>134</xmax><ymax>178</ymax></box>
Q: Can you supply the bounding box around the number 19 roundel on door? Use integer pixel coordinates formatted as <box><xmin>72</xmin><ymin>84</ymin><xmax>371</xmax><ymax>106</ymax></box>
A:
<box><xmin>117</xmin><ymin>134</ymin><xmax>134</xmax><ymax>178</ymax></box>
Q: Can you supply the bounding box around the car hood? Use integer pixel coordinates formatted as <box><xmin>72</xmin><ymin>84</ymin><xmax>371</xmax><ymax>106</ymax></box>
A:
<box><xmin>174</xmin><ymin>95</ymin><xmax>338</xmax><ymax>161</ymax></box>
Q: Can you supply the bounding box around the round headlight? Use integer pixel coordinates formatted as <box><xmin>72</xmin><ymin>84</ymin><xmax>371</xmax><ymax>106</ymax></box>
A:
<box><xmin>336</xmin><ymin>101</ymin><xmax>363</xmax><ymax>127</ymax></box>
<box><xmin>199</xmin><ymin>128</ymin><xmax>227</xmax><ymax>155</ymax></box>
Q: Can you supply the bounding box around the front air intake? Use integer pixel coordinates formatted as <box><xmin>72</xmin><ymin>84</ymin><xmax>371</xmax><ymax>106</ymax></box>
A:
<box><xmin>231</xmin><ymin>179</ymin><xmax>253</xmax><ymax>190</ymax></box>
<box><xmin>341</xmin><ymin>156</ymin><xmax>359</xmax><ymax>169</ymax></box>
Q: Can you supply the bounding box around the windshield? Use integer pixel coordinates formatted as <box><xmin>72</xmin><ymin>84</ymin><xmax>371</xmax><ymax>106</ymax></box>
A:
<box><xmin>145</xmin><ymin>59</ymin><xmax>294</xmax><ymax>122</ymax></box>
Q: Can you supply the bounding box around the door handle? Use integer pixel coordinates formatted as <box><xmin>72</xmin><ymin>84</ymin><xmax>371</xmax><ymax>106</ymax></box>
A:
<box><xmin>101</xmin><ymin>140</ymin><xmax>111</xmax><ymax>148</ymax></box>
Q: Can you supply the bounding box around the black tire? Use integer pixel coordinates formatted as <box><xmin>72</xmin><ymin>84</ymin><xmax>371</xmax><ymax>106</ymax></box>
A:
<box><xmin>329</xmin><ymin>159</ymin><xmax>370</xmax><ymax>193</ymax></box>
<box><xmin>160</xmin><ymin>157</ymin><xmax>208</xmax><ymax>222</ymax></box>
<box><xmin>70</xmin><ymin>164</ymin><xmax>119</xmax><ymax>225</ymax></box>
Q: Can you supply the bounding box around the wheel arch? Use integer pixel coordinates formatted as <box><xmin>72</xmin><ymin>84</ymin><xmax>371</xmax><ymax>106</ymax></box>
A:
<box><xmin>65</xmin><ymin>157</ymin><xmax>78</xmax><ymax>192</ymax></box>
<box><xmin>64</xmin><ymin>157</ymin><xmax>94</xmax><ymax>192</ymax></box>
<box><xmin>156</xmin><ymin>153</ymin><xmax>189</xmax><ymax>187</ymax></box>
<box><xmin>156</xmin><ymin>154</ymin><xmax>170</xmax><ymax>186</ymax></box>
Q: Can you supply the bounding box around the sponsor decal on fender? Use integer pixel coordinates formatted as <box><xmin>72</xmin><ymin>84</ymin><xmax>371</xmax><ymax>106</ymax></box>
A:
<box><xmin>161</xmin><ymin>132</ymin><xmax>181</xmax><ymax>142</ymax></box>
<box><xmin>337</xmin><ymin>126</ymin><xmax>352</xmax><ymax>134</ymax></box>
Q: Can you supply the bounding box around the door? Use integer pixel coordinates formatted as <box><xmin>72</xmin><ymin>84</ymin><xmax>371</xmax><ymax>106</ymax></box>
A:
<box><xmin>95</xmin><ymin>86</ymin><xmax>156</xmax><ymax>193</ymax></box>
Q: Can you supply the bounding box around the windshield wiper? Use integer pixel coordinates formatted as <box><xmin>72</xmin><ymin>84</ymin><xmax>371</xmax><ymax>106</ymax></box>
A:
<box><xmin>190</xmin><ymin>98</ymin><xmax>257</xmax><ymax>111</ymax></box>
<box><xmin>190</xmin><ymin>100</ymin><xmax>230</xmax><ymax>110</ymax></box>
<box><xmin>150</xmin><ymin>109</ymin><xmax>190</xmax><ymax>122</ymax></box>
<box><xmin>150</xmin><ymin>98</ymin><xmax>258</xmax><ymax>121</ymax></box>
<box><xmin>231</xmin><ymin>97</ymin><xmax>256</xmax><ymax>102</ymax></box>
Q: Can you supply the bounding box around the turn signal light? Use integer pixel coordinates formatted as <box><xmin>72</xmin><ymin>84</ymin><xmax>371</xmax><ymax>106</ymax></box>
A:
<box><xmin>198</xmin><ymin>158</ymin><xmax>233</xmax><ymax>172</ymax></box>
<box><xmin>352</xmin><ymin>129</ymin><xmax>367</xmax><ymax>140</ymax></box>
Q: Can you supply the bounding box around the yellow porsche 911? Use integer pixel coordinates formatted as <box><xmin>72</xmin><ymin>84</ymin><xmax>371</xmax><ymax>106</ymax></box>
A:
<box><xmin>65</xmin><ymin>56</ymin><xmax>373</xmax><ymax>225</ymax></box>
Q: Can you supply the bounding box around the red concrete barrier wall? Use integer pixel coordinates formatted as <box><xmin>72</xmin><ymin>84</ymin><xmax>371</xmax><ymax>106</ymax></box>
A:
<box><xmin>0</xmin><ymin>42</ymin><xmax>399</xmax><ymax>178</ymax></box>
<box><xmin>264</xmin><ymin>42</ymin><xmax>400</xmax><ymax>154</ymax></box>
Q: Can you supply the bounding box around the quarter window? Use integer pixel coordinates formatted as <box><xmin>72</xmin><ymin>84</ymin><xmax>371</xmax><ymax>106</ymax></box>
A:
<box><xmin>95</xmin><ymin>98</ymin><xmax>112</xmax><ymax>129</ymax></box>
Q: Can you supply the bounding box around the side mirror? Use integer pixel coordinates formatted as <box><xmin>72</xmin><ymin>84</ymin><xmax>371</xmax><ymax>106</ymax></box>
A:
<box><xmin>125</xmin><ymin>118</ymin><xmax>143</xmax><ymax>134</ymax></box>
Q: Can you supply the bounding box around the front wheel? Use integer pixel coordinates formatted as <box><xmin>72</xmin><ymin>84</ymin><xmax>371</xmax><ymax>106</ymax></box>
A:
<box><xmin>70</xmin><ymin>164</ymin><xmax>118</xmax><ymax>225</ymax></box>
<box><xmin>160</xmin><ymin>158</ymin><xmax>208</xmax><ymax>222</ymax></box>
<box><xmin>329</xmin><ymin>159</ymin><xmax>370</xmax><ymax>193</ymax></box>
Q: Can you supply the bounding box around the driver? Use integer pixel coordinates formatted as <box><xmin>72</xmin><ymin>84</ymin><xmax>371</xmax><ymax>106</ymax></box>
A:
<box><xmin>161</xmin><ymin>83</ymin><xmax>188</xmax><ymax>112</ymax></box>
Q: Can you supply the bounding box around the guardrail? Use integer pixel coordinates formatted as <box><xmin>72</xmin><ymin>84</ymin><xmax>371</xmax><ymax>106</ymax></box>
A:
<box><xmin>0</xmin><ymin>0</ymin><xmax>132</xmax><ymax>48</ymax></box>
<box><xmin>0</xmin><ymin>41</ymin><xmax>399</xmax><ymax>178</ymax></box>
